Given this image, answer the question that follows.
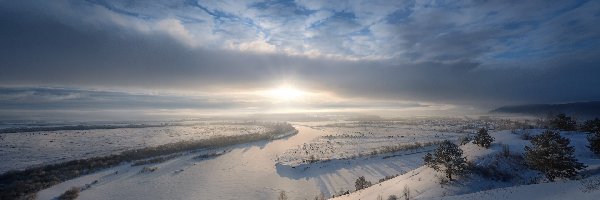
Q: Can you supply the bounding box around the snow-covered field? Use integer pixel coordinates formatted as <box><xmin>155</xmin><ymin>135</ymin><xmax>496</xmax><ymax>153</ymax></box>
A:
<box><xmin>332</xmin><ymin>129</ymin><xmax>600</xmax><ymax>200</ymax></box>
<box><xmin>275</xmin><ymin>117</ymin><xmax>530</xmax><ymax>167</ymax></box>
<box><xmin>35</xmin><ymin>123</ymin><xmax>451</xmax><ymax>200</ymax></box>
<box><xmin>0</xmin><ymin>123</ymin><xmax>270</xmax><ymax>173</ymax></box>
<box><xmin>277</xmin><ymin>124</ymin><xmax>465</xmax><ymax>166</ymax></box>
<box><xmin>31</xmin><ymin>118</ymin><xmax>520</xmax><ymax>200</ymax></box>
<box><xmin>7</xmin><ymin>117</ymin><xmax>583</xmax><ymax>200</ymax></box>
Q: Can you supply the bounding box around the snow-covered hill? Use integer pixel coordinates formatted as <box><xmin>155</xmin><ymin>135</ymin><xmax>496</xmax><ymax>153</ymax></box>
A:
<box><xmin>332</xmin><ymin>130</ymin><xmax>600</xmax><ymax>200</ymax></box>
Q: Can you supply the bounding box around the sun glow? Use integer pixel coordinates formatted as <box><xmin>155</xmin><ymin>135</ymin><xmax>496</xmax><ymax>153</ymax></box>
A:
<box><xmin>265</xmin><ymin>85</ymin><xmax>306</xmax><ymax>101</ymax></box>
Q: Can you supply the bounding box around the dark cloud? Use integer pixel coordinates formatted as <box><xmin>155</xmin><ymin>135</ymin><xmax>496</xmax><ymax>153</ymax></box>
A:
<box><xmin>0</xmin><ymin>88</ymin><xmax>242</xmax><ymax>110</ymax></box>
<box><xmin>1</xmin><ymin>0</ymin><xmax>600</xmax><ymax>120</ymax></box>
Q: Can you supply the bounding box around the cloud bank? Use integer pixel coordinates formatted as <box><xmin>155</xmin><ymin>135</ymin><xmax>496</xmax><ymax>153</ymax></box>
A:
<box><xmin>1</xmin><ymin>0</ymin><xmax>599</xmax><ymax>119</ymax></box>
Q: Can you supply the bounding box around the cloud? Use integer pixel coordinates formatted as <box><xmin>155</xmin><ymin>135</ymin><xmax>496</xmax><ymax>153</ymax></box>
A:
<box><xmin>155</xmin><ymin>18</ymin><xmax>197</xmax><ymax>47</ymax></box>
<box><xmin>0</xmin><ymin>0</ymin><xmax>599</xmax><ymax>120</ymax></box>
<box><xmin>236</xmin><ymin>39</ymin><xmax>277</xmax><ymax>53</ymax></box>
<box><xmin>6</xmin><ymin>0</ymin><xmax>594</xmax><ymax>61</ymax></box>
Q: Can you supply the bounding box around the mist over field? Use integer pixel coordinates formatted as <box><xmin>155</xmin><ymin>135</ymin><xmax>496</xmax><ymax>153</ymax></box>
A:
<box><xmin>1</xmin><ymin>0</ymin><xmax>600</xmax><ymax>200</ymax></box>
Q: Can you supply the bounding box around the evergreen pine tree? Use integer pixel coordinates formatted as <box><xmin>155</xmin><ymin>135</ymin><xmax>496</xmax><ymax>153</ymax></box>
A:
<box><xmin>422</xmin><ymin>140</ymin><xmax>468</xmax><ymax>180</ymax></box>
<box><xmin>524</xmin><ymin>130</ymin><xmax>585</xmax><ymax>181</ymax></box>
<box><xmin>354</xmin><ymin>176</ymin><xmax>371</xmax><ymax>191</ymax></box>
<box><xmin>582</xmin><ymin>118</ymin><xmax>600</xmax><ymax>133</ymax></box>
<box><xmin>588</xmin><ymin>130</ymin><xmax>600</xmax><ymax>155</ymax></box>
<box><xmin>549</xmin><ymin>114</ymin><xmax>577</xmax><ymax>131</ymax></box>
<box><xmin>473</xmin><ymin>128</ymin><xmax>494</xmax><ymax>148</ymax></box>
<box><xmin>582</xmin><ymin>118</ymin><xmax>600</xmax><ymax>155</ymax></box>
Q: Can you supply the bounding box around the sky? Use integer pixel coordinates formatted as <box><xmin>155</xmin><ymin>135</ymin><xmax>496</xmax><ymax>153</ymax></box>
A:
<box><xmin>1</xmin><ymin>0</ymin><xmax>600</xmax><ymax>121</ymax></box>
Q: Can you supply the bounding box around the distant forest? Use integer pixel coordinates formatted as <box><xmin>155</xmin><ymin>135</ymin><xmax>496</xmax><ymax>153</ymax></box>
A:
<box><xmin>492</xmin><ymin>101</ymin><xmax>600</xmax><ymax>119</ymax></box>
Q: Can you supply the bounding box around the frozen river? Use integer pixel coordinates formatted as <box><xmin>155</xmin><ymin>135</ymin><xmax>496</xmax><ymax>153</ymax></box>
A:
<box><xmin>39</xmin><ymin>125</ymin><xmax>428</xmax><ymax>200</ymax></box>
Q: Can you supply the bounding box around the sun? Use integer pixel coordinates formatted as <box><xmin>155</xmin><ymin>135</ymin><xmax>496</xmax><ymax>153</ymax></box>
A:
<box><xmin>266</xmin><ymin>85</ymin><xmax>306</xmax><ymax>101</ymax></box>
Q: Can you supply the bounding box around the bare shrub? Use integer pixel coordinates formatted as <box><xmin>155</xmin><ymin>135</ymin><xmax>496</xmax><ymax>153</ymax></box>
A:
<box><xmin>472</xmin><ymin>164</ymin><xmax>514</xmax><ymax>182</ymax></box>
<box><xmin>313</xmin><ymin>192</ymin><xmax>325</xmax><ymax>200</ymax></box>
<box><xmin>20</xmin><ymin>192</ymin><xmax>37</xmax><ymax>200</ymax></box>
<box><xmin>378</xmin><ymin>174</ymin><xmax>399</xmax><ymax>183</ymax></box>
<box><xmin>140</xmin><ymin>166</ymin><xmax>158</xmax><ymax>173</ymax></box>
<box><xmin>402</xmin><ymin>185</ymin><xmax>410</xmax><ymax>200</ymax></box>
<box><xmin>501</xmin><ymin>144</ymin><xmax>510</xmax><ymax>157</ymax></box>
<box><xmin>278</xmin><ymin>191</ymin><xmax>287</xmax><ymax>200</ymax></box>
<box><xmin>58</xmin><ymin>187</ymin><xmax>79</xmax><ymax>200</ymax></box>
<box><xmin>438</xmin><ymin>176</ymin><xmax>449</xmax><ymax>185</ymax></box>
<box><xmin>521</xmin><ymin>130</ymin><xmax>532</xmax><ymax>140</ymax></box>
<box><xmin>378</xmin><ymin>141</ymin><xmax>442</xmax><ymax>159</ymax></box>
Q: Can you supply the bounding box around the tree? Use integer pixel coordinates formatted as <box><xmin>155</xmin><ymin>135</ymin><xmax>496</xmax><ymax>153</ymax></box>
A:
<box><xmin>581</xmin><ymin>118</ymin><xmax>600</xmax><ymax>157</ymax></box>
<box><xmin>423</xmin><ymin>140</ymin><xmax>468</xmax><ymax>180</ymax></box>
<box><xmin>354</xmin><ymin>176</ymin><xmax>372</xmax><ymax>191</ymax></box>
<box><xmin>473</xmin><ymin>128</ymin><xmax>494</xmax><ymax>148</ymax></box>
<box><xmin>581</xmin><ymin>118</ymin><xmax>600</xmax><ymax>133</ymax></box>
<box><xmin>549</xmin><ymin>113</ymin><xmax>577</xmax><ymax>131</ymax></box>
<box><xmin>588</xmin><ymin>130</ymin><xmax>600</xmax><ymax>155</ymax></box>
<box><xmin>524</xmin><ymin>130</ymin><xmax>585</xmax><ymax>181</ymax></box>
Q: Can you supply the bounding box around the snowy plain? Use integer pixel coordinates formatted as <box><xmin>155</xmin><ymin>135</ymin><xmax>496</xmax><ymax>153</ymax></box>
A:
<box><xmin>7</xmin><ymin>117</ymin><xmax>597</xmax><ymax>200</ymax></box>
<box><xmin>0</xmin><ymin>123</ymin><xmax>270</xmax><ymax>174</ymax></box>
<box><xmin>36</xmin><ymin>125</ymin><xmax>428</xmax><ymax>199</ymax></box>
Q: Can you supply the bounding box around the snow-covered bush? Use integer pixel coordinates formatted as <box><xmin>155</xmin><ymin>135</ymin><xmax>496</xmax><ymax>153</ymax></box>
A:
<box><xmin>473</xmin><ymin>128</ymin><xmax>494</xmax><ymax>148</ymax></box>
<box><xmin>387</xmin><ymin>194</ymin><xmax>398</xmax><ymax>200</ymax></box>
<box><xmin>524</xmin><ymin>130</ymin><xmax>585</xmax><ymax>181</ymax></box>
<box><xmin>378</xmin><ymin>174</ymin><xmax>399</xmax><ymax>183</ymax></box>
<box><xmin>549</xmin><ymin>113</ymin><xmax>577</xmax><ymax>131</ymax></box>
<box><xmin>423</xmin><ymin>140</ymin><xmax>468</xmax><ymax>180</ymax></box>
<box><xmin>355</xmin><ymin>176</ymin><xmax>372</xmax><ymax>191</ymax></box>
